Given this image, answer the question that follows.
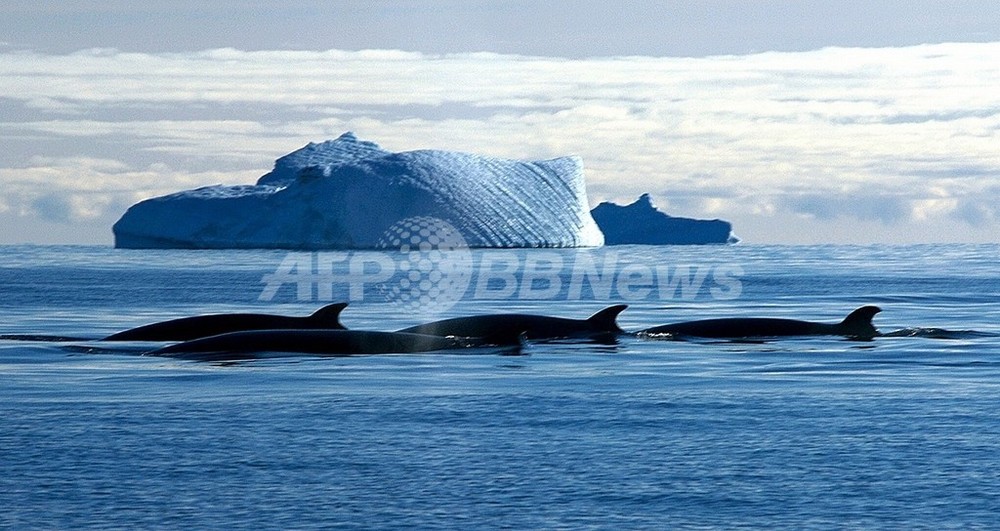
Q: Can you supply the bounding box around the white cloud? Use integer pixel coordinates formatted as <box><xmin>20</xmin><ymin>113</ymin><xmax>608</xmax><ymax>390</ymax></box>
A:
<box><xmin>0</xmin><ymin>156</ymin><xmax>258</xmax><ymax>223</ymax></box>
<box><xmin>2</xmin><ymin>43</ymin><xmax>1000</xmax><ymax>243</ymax></box>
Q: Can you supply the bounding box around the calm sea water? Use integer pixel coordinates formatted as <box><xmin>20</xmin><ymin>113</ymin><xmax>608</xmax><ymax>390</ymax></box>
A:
<box><xmin>2</xmin><ymin>244</ymin><xmax>999</xmax><ymax>529</ymax></box>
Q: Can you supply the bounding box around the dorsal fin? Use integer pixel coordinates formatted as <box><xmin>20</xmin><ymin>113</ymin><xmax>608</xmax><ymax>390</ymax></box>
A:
<box><xmin>587</xmin><ymin>304</ymin><xmax>627</xmax><ymax>332</ymax></box>
<box><xmin>840</xmin><ymin>305</ymin><xmax>881</xmax><ymax>327</ymax></box>
<box><xmin>308</xmin><ymin>302</ymin><xmax>349</xmax><ymax>329</ymax></box>
<box><xmin>838</xmin><ymin>306</ymin><xmax>882</xmax><ymax>339</ymax></box>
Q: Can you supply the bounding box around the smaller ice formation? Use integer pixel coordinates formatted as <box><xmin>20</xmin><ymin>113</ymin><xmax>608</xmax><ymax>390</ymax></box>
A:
<box><xmin>590</xmin><ymin>194</ymin><xmax>738</xmax><ymax>245</ymax></box>
<box><xmin>113</xmin><ymin>132</ymin><xmax>604</xmax><ymax>249</ymax></box>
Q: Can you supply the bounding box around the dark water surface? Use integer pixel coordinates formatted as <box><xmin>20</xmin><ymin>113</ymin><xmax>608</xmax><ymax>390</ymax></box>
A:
<box><xmin>2</xmin><ymin>244</ymin><xmax>999</xmax><ymax>529</ymax></box>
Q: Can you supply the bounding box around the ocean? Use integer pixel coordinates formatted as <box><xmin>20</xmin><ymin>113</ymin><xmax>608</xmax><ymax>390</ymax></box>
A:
<box><xmin>2</xmin><ymin>244</ymin><xmax>999</xmax><ymax>529</ymax></box>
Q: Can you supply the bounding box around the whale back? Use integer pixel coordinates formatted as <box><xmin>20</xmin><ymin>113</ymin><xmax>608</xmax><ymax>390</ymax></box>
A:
<box><xmin>645</xmin><ymin>317</ymin><xmax>815</xmax><ymax>338</ymax></box>
<box><xmin>149</xmin><ymin>329</ymin><xmax>468</xmax><ymax>359</ymax></box>
<box><xmin>642</xmin><ymin>306</ymin><xmax>882</xmax><ymax>339</ymax></box>
<box><xmin>104</xmin><ymin>303</ymin><xmax>349</xmax><ymax>341</ymax></box>
<box><xmin>397</xmin><ymin>304</ymin><xmax>628</xmax><ymax>342</ymax></box>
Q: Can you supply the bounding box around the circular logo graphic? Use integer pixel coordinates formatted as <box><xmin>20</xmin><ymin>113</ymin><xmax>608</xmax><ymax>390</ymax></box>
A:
<box><xmin>376</xmin><ymin>216</ymin><xmax>472</xmax><ymax>314</ymax></box>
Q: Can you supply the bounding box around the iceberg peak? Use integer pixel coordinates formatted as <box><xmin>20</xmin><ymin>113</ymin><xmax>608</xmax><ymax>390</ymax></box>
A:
<box><xmin>634</xmin><ymin>193</ymin><xmax>655</xmax><ymax>209</ymax></box>
<box><xmin>256</xmin><ymin>131</ymin><xmax>389</xmax><ymax>187</ymax></box>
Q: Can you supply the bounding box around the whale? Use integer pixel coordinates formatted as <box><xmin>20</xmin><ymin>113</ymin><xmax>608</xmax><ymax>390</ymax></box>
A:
<box><xmin>147</xmin><ymin>329</ymin><xmax>520</xmax><ymax>361</ymax></box>
<box><xmin>396</xmin><ymin>304</ymin><xmax>628</xmax><ymax>343</ymax></box>
<box><xmin>642</xmin><ymin>306</ymin><xmax>882</xmax><ymax>340</ymax></box>
<box><xmin>103</xmin><ymin>302</ymin><xmax>349</xmax><ymax>341</ymax></box>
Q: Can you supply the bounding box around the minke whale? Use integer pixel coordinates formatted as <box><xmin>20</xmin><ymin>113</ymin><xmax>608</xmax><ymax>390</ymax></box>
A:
<box><xmin>148</xmin><ymin>329</ymin><xmax>519</xmax><ymax>360</ymax></box>
<box><xmin>103</xmin><ymin>302</ymin><xmax>348</xmax><ymax>341</ymax></box>
<box><xmin>642</xmin><ymin>306</ymin><xmax>882</xmax><ymax>339</ymax></box>
<box><xmin>395</xmin><ymin>304</ymin><xmax>628</xmax><ymax>343</ymax></box>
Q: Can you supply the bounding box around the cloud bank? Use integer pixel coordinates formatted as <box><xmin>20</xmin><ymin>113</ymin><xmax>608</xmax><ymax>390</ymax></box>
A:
<box><xmin>1</xmin><ymin>43</ymin><xmax>999</xmax><ymax>243</ymax></box>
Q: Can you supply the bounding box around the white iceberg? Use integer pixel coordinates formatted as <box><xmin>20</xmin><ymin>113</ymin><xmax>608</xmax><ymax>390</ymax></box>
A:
<box><xmin>113</xmin><ymin>132</ymin><xmax>604</xmax><ymax>249</ymax></box>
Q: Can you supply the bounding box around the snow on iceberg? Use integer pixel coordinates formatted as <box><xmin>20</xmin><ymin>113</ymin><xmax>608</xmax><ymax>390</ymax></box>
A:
<box><xmin>113</xmin><ymin>132</ymin><xmax>605</xmax><ymax>249</ymax></box>
<box><xmin>591</xmin><ymin>194</ymin><xmax>738</xmax><ymax>245</ymax></box>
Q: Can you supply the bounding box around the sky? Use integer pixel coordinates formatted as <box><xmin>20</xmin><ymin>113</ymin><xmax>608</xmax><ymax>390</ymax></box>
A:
<box><xmin>2</xmin><ymin>1</ymin><xmax>1000</xmax><ymax>245</ymax></box>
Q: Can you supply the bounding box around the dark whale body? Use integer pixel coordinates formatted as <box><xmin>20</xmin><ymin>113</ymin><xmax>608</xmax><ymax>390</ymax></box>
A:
<box><xmin>643</xmin><ymin>306</ymin><xmax>881</xmax><ymax>339</ymax></box>
<box><xmin>148</xmin><ymin>329</ymin><xmax>514</xmax><ymax>361</ymax></box>
<box><xmin>103</xmin><ymin>303</ymin><xmax>348</xmax><ymax>341</ymax></box>
<box><xmin>396</xmin><ymin>305</ymin><xmax>628</xmax><ymax>343</ymax></box>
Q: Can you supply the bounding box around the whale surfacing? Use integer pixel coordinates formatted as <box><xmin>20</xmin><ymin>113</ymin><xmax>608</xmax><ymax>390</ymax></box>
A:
<box><xmin>396</xmin><ymin>304</ymin><xmax>628</xmax><ymax>343</ymax></box>
<box><xmin>148</xmin><ymin>329</ymin><xmax>518</xmax><ymax>361</ymax></box>
<box><xmin>643</xmin><ymin>306</ymin><xmax>881</xmax><ymax>339</ymax></box>
<box><xmin>103</xmin><ymin>303</ymin><xmax>348</xmax><ymax>341</ymax></box>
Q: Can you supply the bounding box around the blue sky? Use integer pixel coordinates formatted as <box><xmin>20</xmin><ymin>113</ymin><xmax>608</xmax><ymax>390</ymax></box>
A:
<box><xmin>2</xmin><ymin>1</ymin><xmax>1000</xmax><ymax>244</ymax></box>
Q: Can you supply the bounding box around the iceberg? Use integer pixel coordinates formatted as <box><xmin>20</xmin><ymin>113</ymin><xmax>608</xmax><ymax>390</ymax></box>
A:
<box><xmin>113</xmin><ymin>132</ymin><xmax>604</xmax><ymax>249</ymax></box>
<box><xmin>591</xmin><ymin>194</ymin><xmax>738</xmax><ymax>245</ymax></box>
